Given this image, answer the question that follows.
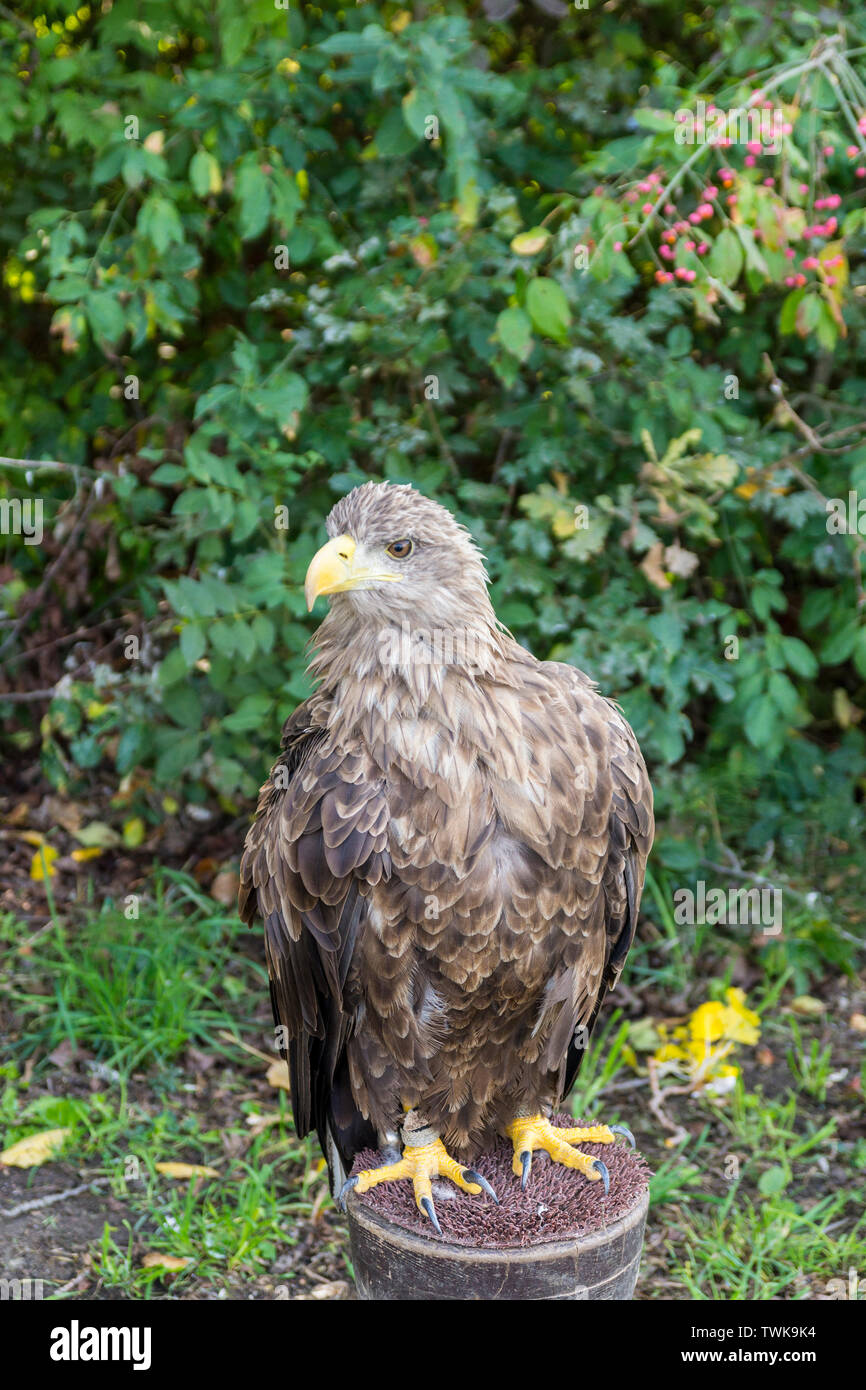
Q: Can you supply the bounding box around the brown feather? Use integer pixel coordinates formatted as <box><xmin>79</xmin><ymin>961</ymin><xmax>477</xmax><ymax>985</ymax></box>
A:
<box><xmin>239</xmin><ymin>482</ymin><xmax>653</xmax><ymax>1166</ymax></box>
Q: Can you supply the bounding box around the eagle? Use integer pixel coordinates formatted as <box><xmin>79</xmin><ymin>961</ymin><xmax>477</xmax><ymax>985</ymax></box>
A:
<box><xmin>239</xmin><ymin>481</ymin><xmax>653</xmax><ymax>1231</ymax></box>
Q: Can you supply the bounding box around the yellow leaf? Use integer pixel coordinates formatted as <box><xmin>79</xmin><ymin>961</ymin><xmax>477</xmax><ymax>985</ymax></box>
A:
<box><xmin>30</xmin><ymin>844</ymin><xmax>59</xmax><ymax>881</ymax></box>
<box><xmin>1</xmin><ymin>1127</ymin><xmax>70</xmax><ymax>1167</ymax></box>
<box><xmin>686</xmin><ymin>1000</ymin><xmax>728</xmax><ymax>1045</ymax></box>
<box><xmin>791</xmin><ymin>995</ymin><xmax>825</xmax><ymax>1016</ymax></box>
<box><xmin>510</xmin><ymin>227</ymin><xmax>551</xmax><ymax>256</ymax></box>
<box><xmin>71</xmin><ymin>847</ymin><xmax>102</xmax><ymax>862</ymax></box>
<box><xmin>141</xmin><ymin>1252</ymin><xmax>191</xmax><ymax>1271</ymax></box>
<box><xmin>123</xmin><ymin>817</ymin><xmax>146</xmax><ymax>848</ymax></box>
<box><xmin>74</xmin><ymin>821</ymin><xmax>121</xmax><ymax>848</ymax></box>
<box><xmin>833</xmin><ymin>689</ymin><xmax>859</xmax><ymax>729</ymax></box>
<box><xmin>267</xmin><ymin>1060</ymin><xmax>291</xmax><ymax>1093</ymax></box>
<box><xmin>155</xmin><ymin>1162</ymin><xmax>220</xmax><ymax>1179</ymax></box>
<box><xmin>454</xmin><ymin>179</ymin><xmax>480</xmax><ymax>230</ymax></box>
<box><xmin>721</xmin><ymin>987</ymin><xmax>761</xmax><ymax>1043</ymax></box>
<box><xmin>390</xmin><ymin>9</ymin><xmax>412</xmax><ymax>32</ymax></box>
<box><xmin>409</xmin><ymin>234</ymin><xmax>437</xmax><ymax>268</ymax></box>
<box><xmin>640</xmin><ymin>541</ymin><xmax>671</xmax><ymax>590</ymax></box>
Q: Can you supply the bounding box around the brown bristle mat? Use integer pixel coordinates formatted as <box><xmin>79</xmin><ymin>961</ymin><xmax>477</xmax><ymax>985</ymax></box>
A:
<box><xmin>349</xmin><ymin>1114</ymin><xmax>651</xmax><ymax>1248</ymax></box>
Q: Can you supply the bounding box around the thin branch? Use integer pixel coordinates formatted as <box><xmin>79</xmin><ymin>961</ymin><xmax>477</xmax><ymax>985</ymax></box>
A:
<box><xmin>1</xmin><ymin>1178</ymin><xmax>110</xmax><ymax>1221</ymax></box>
<box><xmin>0</xmin><ymin>688</ymin><xmax>56</xmax><ymax>702</ymax></box>
<box><xmin>0</xmin><ymin>487</ymin><xmax>102</xmax><ymax>661</ymax></box>
<box><xmin>0</xmin><ymin>456</ymin><xmax>85</xmax><ymax>475</ymax></box>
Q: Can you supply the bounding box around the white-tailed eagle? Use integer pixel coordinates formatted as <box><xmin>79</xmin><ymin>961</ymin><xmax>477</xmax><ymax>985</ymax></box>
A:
<box><xmin>239</xmin><ymin>481</ymin><xmax>653</xmax><ymax>1230</ymax></box>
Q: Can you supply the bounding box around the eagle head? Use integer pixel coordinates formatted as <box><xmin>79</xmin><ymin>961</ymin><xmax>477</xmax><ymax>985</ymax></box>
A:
<box><xmin>304</xmin><ymin>481</ymin><xmax>492</xmax><ymax>629</ymax></box>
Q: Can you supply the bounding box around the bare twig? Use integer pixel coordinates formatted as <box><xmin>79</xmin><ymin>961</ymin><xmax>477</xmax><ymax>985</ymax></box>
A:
<box><xmin>0</xmin><ymin>456</ymin><xmax>85</xmax><ymax>475</ymax></box>
<box><xmin>0</xmin><ymin>486</ymin><xmax>102</xmax><ymax>662</ymax></box>
<box><xmin>1</xmin><ymin>1178</ymin><xmax>110</xmax><ymax>1221</ymax></box>
<box><xmin>0</xmin><ymin>688</ymin><xmax>56</xmax><ymax>702</ymax></box>
<box><xmin>762</xmin><ymin>354</ymin><xmax>866</xmax><ymax>608</ymax></box>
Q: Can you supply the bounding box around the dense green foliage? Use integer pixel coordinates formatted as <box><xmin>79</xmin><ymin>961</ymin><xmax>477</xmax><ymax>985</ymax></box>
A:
<box><xmin>2</xmin><ymin>0</ymin><xmax>866</xmax><ymax>871</ymax></box>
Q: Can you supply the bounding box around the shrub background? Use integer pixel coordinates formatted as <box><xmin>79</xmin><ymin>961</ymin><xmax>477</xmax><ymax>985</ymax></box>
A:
<box><xmin>2</xmin><ymin>0</ymin><xmax>866</xmax><ymax>883</ymax></box>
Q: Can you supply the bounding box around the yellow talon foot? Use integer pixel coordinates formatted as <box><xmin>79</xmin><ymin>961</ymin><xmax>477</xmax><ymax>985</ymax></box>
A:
<box><xmin>340</xmin><ymin>1138</ymin><xmax>498</xmax><ymax>1233</ymax></box>
<box><xmin>505</xmin><ymin>1115</ymin><xmax>633</xmax><ymax>1194</ymax></box>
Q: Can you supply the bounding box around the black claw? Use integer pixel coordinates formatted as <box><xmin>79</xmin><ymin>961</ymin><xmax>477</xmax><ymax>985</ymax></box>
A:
<box><xmin>338</xmin><ymin>1175</ymin><xmax>359</xmax><ymax>1212</ymax></box>
<box><xmin>520</xmin><ymin>1149</ymin><xmax>532</xmax><ymax>1190</ymax></box>
<box><xmin>420</xmin><ymin>1195</ymin><xmax>442</xmax><ymax>1234</ymax></box>
<box><xmin>592</xmin><ymin>1159</ymin><xmax>610</xmax><ymax>1196</ymax></box>
<box><xmin>463</xmin><ymin>1168</ymin><xmax>499</xmax><ymax>1205</ymax></box>
<box><xmin>610</xmin><ymin>1124</ymin><xmax>636</xmax><ymax>1149</ymax></box>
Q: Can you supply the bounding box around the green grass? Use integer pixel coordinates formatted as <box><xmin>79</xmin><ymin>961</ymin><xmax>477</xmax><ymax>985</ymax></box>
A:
<box><xmin>1</xmin><ymin>866</ymin><xmax>864</xmax><ymax>1300</ymax></box>
<box><xmin>1</xmin><ymin>870</ymin><xmax>265</xmax><ymax>1071</ymax></box>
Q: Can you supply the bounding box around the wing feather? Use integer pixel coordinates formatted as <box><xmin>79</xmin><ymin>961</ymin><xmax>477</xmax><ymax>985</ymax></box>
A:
<box><xmin>239</xmin><ymin>704</ymin><xmax>386</xmax><ymax>1166</ymax></box>
<box><xmin>528</xmin><ymin>665</ymin><xmax>653</xmax><ymax>1096</ymax></box>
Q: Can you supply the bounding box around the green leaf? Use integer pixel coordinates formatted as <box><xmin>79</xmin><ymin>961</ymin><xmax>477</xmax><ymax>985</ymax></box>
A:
<box><xmin>155</xmin><ymin>732</ymin><xmax>201</xmax><ymax>782</ymax></box>
<box><xmin>116</xmin><ymin>725</ymin><xmax>148</xmax><ymax>775</ymax></box>
<box><xmin>139</xmin><ymin>195</ymin><xmax>184</xmax><ymax>254</ymax></box>
<box><xmin>820</xmin><ymin>620</ymin><xmax>859</xmax><ymax>665</ymax></box>
<box><xmin>223</xmin><ymin>693</ymin><xmax>273</xmax><ymax>732</ymax></box>
<box><xmin>780</xmin><ymin>636</ymin><xmax>817</xmax><ymax>679</ymax></box>
<box><xmin>778</xmin><ymin>287</ymin><xmax>805</xmax><ymax>335</ymax></box>
<box><xmin>795</xmin><ymin>294</ymin><xmax>821</xmax><ymax>338</ymax></box>
<box><xmin>758</xmin><ymin>1165</ymin><xmax>789</xmax><ymax>1197</ymax></box>
<box><xmin>180</xmin><ymin>624</ymin><xmax>206</xmax><ymax>667</ymax></box>
<box><xmin>814</xmin><ymin>299</ymin><xmax>839</xmax><ymax>351</ymax></box>
<box><xmin>236</xmin><ymin>158</ymin><xmax>271</xmax><ymax>240</ymax></box>
<box><xmin>251</xmin><ymin>614</ymin><xmax>276</xmax><ymax>653</ymax></box>
<box><xmin>708</xmin><ymin>228</ymin><xmax>743</xmax><ymax>286</ymax></box>
<box><xmin>190</xmin><ymin>149</ymin><xmax>221</xmax><ymax>198</ymax></box>
<box><xmin>511</xmin><ymin>227</ymin><xmax>551</xmax><ymax>256</ymax></box>
<box><xmin>525</xmin><ymin>278</ymin><xmax>571</xmax><ymax>342</ymax></box>
<box><xmin>746</xmin><ymin>694</ymin><xmax>779</xmax><ymax>748</ymax></box>
<box><xmin>86</xmin><ymin>292</ymin><xmax>125</xmax><ymax>344</ymax></box>
<box><xmin>496</xmin><ymin>306</ymin><xmax>533</xmax><ymax>361</ymax></box>
<box><xmin>162</xmin><ymin>683</ymin><xmax>202</xmax><ymax>729</ymax></box>
<box><xmin>632</xmin><ymin>108</ymin><xmax>675</xmax><ymax>132</ymax></box>
<box><xmin>158</xmin><ymin>648</ymin><xmax>189</xmax><ymax>688</ymax></box>
<box><xmin>318</xmin><ymin>26</ymin><xmax>388</xmax><ymax>54</ymax></box>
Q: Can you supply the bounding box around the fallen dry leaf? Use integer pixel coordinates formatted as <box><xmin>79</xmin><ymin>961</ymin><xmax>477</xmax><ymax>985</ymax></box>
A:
<box><xmin>639</xmin><ymin>541</ymin><xmax>671</xmax><ymax>591</ymax></box>
<box><xmin>1</xmin><ymin>1127</ymin><xmax>71</xmax><ymax>1167</ymax></box>
<box><xmin>664</xmin><ymin>542</ymin><xmax>699</xmax><ymax>579</ymax></box>
<box><xmin>307</xmin><ymin>1280</ymin><xmax>350</xmax><ymax>1300</ymax></box>
<box><xmin>71</xmin><ymin>847</ymin><xmax>103</xmax><ymax>863</ymax></box>
<box><xmin>41</xmin><ymin>796</ymin><xmax>85</xmax><ymax>833</ymax></box>
<box><xmin>266</xmin><ymin>1060</ymin><xmax>291</xmax><ymax>1093</ymax></box>
<box><xmin>849</xmin><ymin>1013</ymin><xmax>866</xmax><ymax>1033</ymax></box>
<box><xmin>210</xmin><ymin>868</ymin><xmax>240</xmax><ymax>906</ymax></box>
<box><xmin>790</xmin><ymin>995</ymin><xmax>826</xmax><ymax>1016</ymax></box>
<box><xmin>141</xmin><ymin>1252</ymin><xmax>191</xmax><ymax>1271</ymax></box>
<box><xmin>74</xmin><ymin>821</ymin><xmax>121</xmax><ymax>848</ymax></box>
<box><xmin>155</xmin><ymin>1162</ymin><xmax>220</xmax><ymax>1180</ymax></box>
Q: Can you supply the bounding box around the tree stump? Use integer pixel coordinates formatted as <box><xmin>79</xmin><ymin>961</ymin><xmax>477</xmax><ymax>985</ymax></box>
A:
<box><xmin>345</xmin><ymin>1118</ymin><xmax>650</xmax><ymax>1301</ymax></box>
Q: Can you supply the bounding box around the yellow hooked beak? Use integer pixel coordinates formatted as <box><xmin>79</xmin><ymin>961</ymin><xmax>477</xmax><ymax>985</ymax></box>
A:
<box><xmin>304</xmin><ymin>534</ymin><xmax>403</xmax><ymax>610</ymax></box>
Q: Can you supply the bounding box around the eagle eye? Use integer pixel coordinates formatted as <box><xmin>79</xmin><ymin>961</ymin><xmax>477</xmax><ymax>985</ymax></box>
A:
<box><xmin>386</xmin><ymin>538</ymin><xmax>414</xmax><ymax>559</ymax></box>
